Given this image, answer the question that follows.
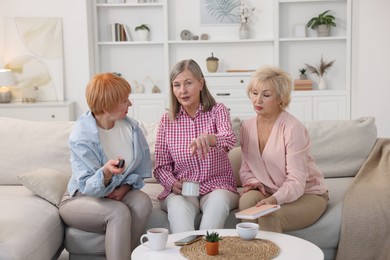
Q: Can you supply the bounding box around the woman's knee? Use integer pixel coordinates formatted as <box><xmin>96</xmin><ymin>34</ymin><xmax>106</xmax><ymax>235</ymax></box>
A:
<box><xmin>238</xmin><ymin>190</ymin><xmax>263</xmax><ymax>210</ymax></box>
<box><xmin>136</xmin><ymin>192</ymin><xmax>153</xmax><ymax>217</ymax></box>
<box><xmin>124</xmin><ymin>190</ymin><xmax>152</xmax><ymax>218</ymax></box>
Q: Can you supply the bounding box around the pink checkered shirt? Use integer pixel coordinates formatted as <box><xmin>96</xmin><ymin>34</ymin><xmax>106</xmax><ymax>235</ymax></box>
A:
<box><xmin>154</xmin><ymin>103</ymin><xmax>238</xmax><ymax>200</ymax></box>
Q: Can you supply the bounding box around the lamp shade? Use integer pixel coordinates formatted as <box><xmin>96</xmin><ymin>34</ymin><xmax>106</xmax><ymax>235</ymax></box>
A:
<box><xmin>0</xmin><ymin>69</ymin><xmax>15</xmax><ymax>86</ymax></box>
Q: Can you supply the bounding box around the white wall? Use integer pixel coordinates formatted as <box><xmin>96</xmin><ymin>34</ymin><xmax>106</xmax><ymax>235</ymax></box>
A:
<box><xmin>0</xmin><ymin>0</ymin><xmax>93</xmax><ymax>117</ymax></box>
<box><xmin>1</xmin><ymin>0</ymin><xmax>389</xmax><ymax>137</ymax></box>
<box><xmin>351</xmin><ymin>0</ymin><xmax>390</xmax><ymax>137</ymax></box>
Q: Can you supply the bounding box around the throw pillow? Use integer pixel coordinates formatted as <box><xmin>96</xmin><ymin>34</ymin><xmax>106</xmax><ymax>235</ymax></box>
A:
<box><xmin>17</xmin><ymin>168</ymin><xmax>70</xmax><ymax>207</ymax></box>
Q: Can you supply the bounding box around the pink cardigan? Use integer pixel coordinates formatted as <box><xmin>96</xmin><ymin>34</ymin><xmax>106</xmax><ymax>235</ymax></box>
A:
<box><xmin>239</xmin><ymin>111</ymin><xmax>327</xmax><ymax>205</ymax></box>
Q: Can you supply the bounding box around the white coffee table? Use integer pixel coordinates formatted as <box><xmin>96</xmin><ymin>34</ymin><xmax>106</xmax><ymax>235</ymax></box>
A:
<box><xmin>132</xmin><ymin>229</ymin><xmax>324</xmax><ymax>260</ymax></box>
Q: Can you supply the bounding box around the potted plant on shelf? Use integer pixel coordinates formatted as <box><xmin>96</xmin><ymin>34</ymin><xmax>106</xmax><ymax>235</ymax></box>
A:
<box><xmin>135</xmin><ymin>24</ymin><xmax>150</xmax><ymax>41</ymax></box>
<box><xmin>205</xmin><ymin>231</ymin><xmax>221</xmax><ymax>256</ymax></box>
<box><xmin>306</xmin><ymin>10</ymin><xmax>336</xmax><ymax>37</ymax></box>
<box><xmin>305</xmin><ymin>56</ymin><xmax>335</xmax><ymax>90</ymax></box>
<box><xmin>299</xmin><ymin>68</ymin><xmax>307</xmax><ymax>79</ymax></box>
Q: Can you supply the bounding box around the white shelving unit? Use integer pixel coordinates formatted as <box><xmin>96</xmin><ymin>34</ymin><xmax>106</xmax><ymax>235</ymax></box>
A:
<box><xmin>91</xmin><ymin>0</ymin><xmax>351</xmax><ymax>123</ymax></box>
<box><xmin>278</xmin><ymin>0</ymin><xmax>351</xmax><ymax>120</ymax></box>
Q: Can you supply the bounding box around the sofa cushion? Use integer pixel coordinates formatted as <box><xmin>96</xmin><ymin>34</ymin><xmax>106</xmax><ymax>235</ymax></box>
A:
<box><xmin>0</xmin><ymin>117</ymin><xmax>74</xmax><ymax>185</ymax></box>
<box><xmin>18</xmin><ymin>168</ymin><xmax>70</xmax><ymax>207</ymax></box>
<box><xmin>303</xmin><ymin>117</ymin><xmax>377</xmax><ymax>178</ymax></box>
<box><xmin>141</xmin><ymin>182</ymin><xmax>164</xmax><ymax>208</ymax></box>
<box><xmin>0</xmin><ymin>186</ymin><xmax>64</xmax><ymax>260</ymax></box>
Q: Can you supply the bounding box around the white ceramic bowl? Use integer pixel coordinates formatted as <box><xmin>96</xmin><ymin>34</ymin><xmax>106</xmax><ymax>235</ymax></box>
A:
<box><xmin>236</xmin><ymin>223</ymin><xmax>259</xmax><ymax>240</ymax></box>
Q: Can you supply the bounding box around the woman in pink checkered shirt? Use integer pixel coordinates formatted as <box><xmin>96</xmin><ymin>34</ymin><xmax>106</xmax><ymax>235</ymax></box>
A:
<box><xmin>153</xmin><ymin>59</ymin><xmax>239</xmax><ymax>233</ymax></box>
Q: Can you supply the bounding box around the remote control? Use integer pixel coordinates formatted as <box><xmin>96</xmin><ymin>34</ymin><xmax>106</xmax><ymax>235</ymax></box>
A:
<box><xmin>117</xmin><ymin>159</ymin><xmax>125</xmax><ymax>168</ymax></box>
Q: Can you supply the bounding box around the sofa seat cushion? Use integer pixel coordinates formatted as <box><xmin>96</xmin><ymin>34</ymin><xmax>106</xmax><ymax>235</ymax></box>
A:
<box><xmin>0</xmin><ymin>186</ymin><xmax>64</xmax><ymax>260</ymax></box>
<box><xmin>65</xmin><ymin>227</ymin><xmax>105</xmax><ymax>256</ymax></box>
<box><xmin>286</xmin><ymin>177</ymin><xmax>354</xmax><ymax>250</ymax></box>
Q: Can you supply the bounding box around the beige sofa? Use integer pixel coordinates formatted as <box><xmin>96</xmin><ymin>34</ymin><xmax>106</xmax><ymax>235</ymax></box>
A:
<box><xmin>0</xmin><ymin>116</ymin><xmax>378</xmax><ymax>260</ymax></box>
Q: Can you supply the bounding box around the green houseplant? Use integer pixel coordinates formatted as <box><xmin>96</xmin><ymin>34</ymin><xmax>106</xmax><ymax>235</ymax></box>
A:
<box><xmin>307</xmin><ymin>10</ymin><xmax>336</xmax><ymax>37</ymax></box>
<box><xmin>135</xmin><ymin>24</ymin><xmax>150</xmax><ymax>41</ymax></box>
<box><xmin>205</xmin><ymin>231</ymin><xmax>221</xmax><ymax>256</ymax></box>
<box><xmin>299</xmin><ymin>68</ymin><xmax>307</xmax><ymax>79</ymax></box>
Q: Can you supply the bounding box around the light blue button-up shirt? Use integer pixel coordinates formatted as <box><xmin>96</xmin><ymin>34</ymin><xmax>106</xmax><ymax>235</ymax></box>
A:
<box><xmin>67</xmin><ymin>111</ymin><xmax>152</xmax><ymax>197</ymax></box>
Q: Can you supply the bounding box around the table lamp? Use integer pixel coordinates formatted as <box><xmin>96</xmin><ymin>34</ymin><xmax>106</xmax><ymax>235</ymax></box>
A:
<box><xmin>0</xmin><ymin>69</ymin><xmax>15</xmax><ymax>103</ymax></box>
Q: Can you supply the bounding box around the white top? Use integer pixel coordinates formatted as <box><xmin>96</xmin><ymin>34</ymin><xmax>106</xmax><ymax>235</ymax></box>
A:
<box><xmin>98</xmin><ymin>119</ymin><xmax>134</xmax><ymax>169</ymax></box>
<box><xmin>132</xmin><ymin>229</ymin><xmax>324</xmax><ymax>260</ymax></box>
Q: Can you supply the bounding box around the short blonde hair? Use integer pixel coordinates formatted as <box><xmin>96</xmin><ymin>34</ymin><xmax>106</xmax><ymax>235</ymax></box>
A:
<box><xmin>247</xmin><ymin>66</ymin><xmax>292</xmax><ymax>109</ymax></box>
<box><xmin>168</xmin><ymin>59</ymin><xmax>216</xmax><ymax>120</ymax></box>
<box><xmin>86</xmin><ymin>73</ymin><xmax>131</xmax><ymax>115</ymax></box>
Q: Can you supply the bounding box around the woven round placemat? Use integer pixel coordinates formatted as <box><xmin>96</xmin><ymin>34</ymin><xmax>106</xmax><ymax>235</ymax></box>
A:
<box><xmin>180</xmin><ymin>236</ymin><xmax>279</xmax><ymax>260</ymax></box>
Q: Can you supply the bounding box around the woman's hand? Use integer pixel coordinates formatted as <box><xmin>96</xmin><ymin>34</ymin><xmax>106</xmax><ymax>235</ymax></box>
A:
<box><xmin>106</xmin><ymin>184</ymin><xmax>132</xmax><ymax>201</ymax></box>
<box><xmin>243</xmin><ymin>182</ymin><xmax>266</xmax><ymax>195</ymax></box>
<box><xmin>102</xmin><ymin>158</ymin><xmax>125</xmax><ymax>186</ymax></box>
<box><xmin>189</xmin><ymin>134</ymin><xmax>216</xmax><ymax>159</ymax></box>
<box><xmin>103</xmin><ymin>158</ymin><xmax>125</xmax><ymax>178</ymax></box>
<box><xmin>256</xmin><ymin>196</ymin><xmax>277</xmax><ymax>206</ymax></box>
<box><xmin>172</xmin><ymin>180</ymin><xmax>183</xmax><ymax>195</ymax></box>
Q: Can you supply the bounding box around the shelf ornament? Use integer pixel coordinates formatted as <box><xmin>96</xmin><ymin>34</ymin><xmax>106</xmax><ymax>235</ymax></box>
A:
<box><xmin>238</xmin><ymin>0</ymin><xmax>255</xmax><ymax>39</ymax></box>
<box><xmin>305</xmin><ymin>56</ymin><xmax>335</xmax><ymax>90</ymax></box>
<box><xmin>306</xmin><ymin>10</ymin><xmax>336</xmax><ymax>37</ymax></box>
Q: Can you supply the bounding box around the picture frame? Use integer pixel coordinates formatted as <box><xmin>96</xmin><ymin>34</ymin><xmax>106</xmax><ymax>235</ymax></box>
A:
<box><xmin>200</xmin><ymin>0</ymin><xmax>240</xmax><ymax>25</ymax></box>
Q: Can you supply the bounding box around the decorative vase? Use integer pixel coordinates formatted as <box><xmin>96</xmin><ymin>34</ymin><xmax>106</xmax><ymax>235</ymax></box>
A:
<box><xmin>318</xmin><ymin>76</ymin><xmax>326</xmax><ymax>90</ymax></box>
<box><xmin>239</xmin><ymin>23</ymin><xmax>249</xmax><ymax>39</ymax></box>
<box><xmin>206</xmin><ymin>52</ymin><xmax>219</xmax><ymax>73</ymax></box>
<box><xmin>206</xmin><ymin>241</ymin><xmax>219</xmax><ymax>256</ymax></box>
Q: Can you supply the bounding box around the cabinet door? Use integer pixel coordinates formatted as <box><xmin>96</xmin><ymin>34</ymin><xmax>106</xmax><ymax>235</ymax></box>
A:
<box><xmin>288</xmin><ymin>96</ymin><xmax>312</xmax><ymax>121</ymax></box>
<box><xmin>0</xmin><ymin>102</ymin><xmax>74</xmax><ymax>121</ymax></box>
<box><xmin>206</xmin><ymin>75</ymin><xmax>254</xmax><ymax>120</ymax></box>
<box><xmin>130</xmin><ymin>98</ymin><xmax>165</xmax><ymax>124</ymax></box>
<box><xmin>313</xmin><ymin>96</ymin><xmax>346</xmax><ymax>120</ymax></box>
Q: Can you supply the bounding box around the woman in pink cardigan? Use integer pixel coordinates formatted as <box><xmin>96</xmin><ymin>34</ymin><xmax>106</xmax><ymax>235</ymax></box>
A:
<box><xmin>238</xmin><ymin>66</ymin><xmax>328</xmax><ymax>232</ymax></box>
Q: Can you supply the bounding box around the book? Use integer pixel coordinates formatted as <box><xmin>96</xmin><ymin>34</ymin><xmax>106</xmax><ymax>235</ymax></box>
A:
<box><xmin>235</xmin><ymin>204</ymin><xmax>281</xmax><ymax>220</ymax></box>
<box><xmin>294</xmin><ymin>79</ymin><xmax>313</xmax><ymax>91</ymax></box>
<box><xmin>123</xmin><ymin>24</ymin><xmax>131</xmax><ymax>41</ymax></box>
<box><xmin>294</xmin><ymin>79</ymin><xmax>312</xmax><ymax>85</ymax></box>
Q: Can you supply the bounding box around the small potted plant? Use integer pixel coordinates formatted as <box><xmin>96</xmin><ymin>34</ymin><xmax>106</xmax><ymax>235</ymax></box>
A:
<box><xmin>205</xmin><ymin>231</ymin><xmax>221</xmax><ymax>256</ymax></box>
<box><xmin>305</xmin><ymin>56</ymin><xmax>335</xmax><ymax>90</ymax></box>
<box><xmin>299</xmin><ymin>68</ymin><xmax>307</xmax><ymax>79</ymax></box>
<box><xmin>306</xmin><ymin>10</ymin><xmax>336</xmax><ymax>37</ymax></box>
<box><xmin>135</xmin><ymin>24</ymin><xmax>150</xmax><ymax>41</ymax></box>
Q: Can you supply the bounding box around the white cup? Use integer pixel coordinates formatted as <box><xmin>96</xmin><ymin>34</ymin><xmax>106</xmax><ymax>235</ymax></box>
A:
<box><xmin>140</xmin><ymin>228</ymin><xmax>168</xmax><ymax>251</ymax></box>
<box><xmin>182</xmin><ymin>181</ymin><xmax>200</xmax><ymax>196</ymax></box>
<box><xmin>236</xmin><ymin>222</ymin><xmax>259</xmax><ymax>240</ymax></box>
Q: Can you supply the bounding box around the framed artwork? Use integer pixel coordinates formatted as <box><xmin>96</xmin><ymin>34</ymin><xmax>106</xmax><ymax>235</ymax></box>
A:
<box><xmin>200</xmin><ymin>0</ymin><xmax>240</xmax><ymax>25</ymax></box>
<box><xmin>3</xmin><ymin>17</ymin><xmax>64</xmax><ymax>101</ymax></box>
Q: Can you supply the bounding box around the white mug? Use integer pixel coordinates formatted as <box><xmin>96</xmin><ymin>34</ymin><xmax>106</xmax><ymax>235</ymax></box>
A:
<box><xmin>182</xmin><ymin>181</ymin><xmax>200</xmax><ymax>196</ymax></box>
<box><xmin>140</xmin><ymin>228</ymin><xmax>168</xmax><ymax>251</ymax></box>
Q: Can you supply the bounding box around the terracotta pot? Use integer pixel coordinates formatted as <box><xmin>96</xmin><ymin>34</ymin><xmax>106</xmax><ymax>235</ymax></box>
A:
<box><xmin>206</xmin><ymin>241</ymin><xmax>219</xmax><ymax>256</ymax></box>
